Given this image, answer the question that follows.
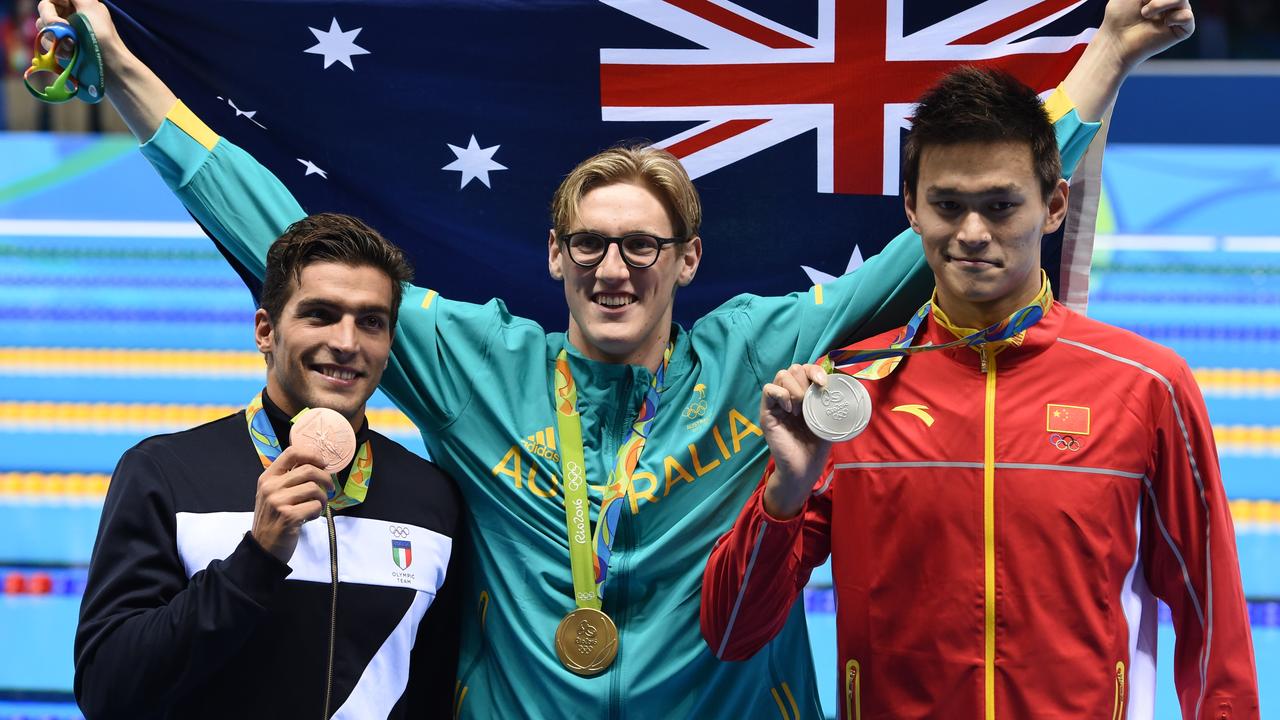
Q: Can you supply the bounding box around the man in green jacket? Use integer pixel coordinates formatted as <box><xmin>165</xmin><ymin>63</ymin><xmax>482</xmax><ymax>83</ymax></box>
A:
<box><xmin>41</xmin><ymin>0</ymin><xmax>1192</xmax><ymax>715</ymax></box>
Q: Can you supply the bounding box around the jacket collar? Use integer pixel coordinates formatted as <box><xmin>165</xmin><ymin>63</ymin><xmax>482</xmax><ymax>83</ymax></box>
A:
<box><xmin>924</xmin><ymin>275</ymin><xmax>1064</xmax><ymax>369</ymax></box>
<box><xmin>553</xmin><ymin>322</ymin><xmax>690</xmax><ymax>391</ymax></box>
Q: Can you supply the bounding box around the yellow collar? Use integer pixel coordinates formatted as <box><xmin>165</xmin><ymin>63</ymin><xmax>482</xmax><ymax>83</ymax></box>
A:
<box><xmin>930</xmin><ymin>273</ymin><xmax>1053</xmax><ymax>353</ymax></box>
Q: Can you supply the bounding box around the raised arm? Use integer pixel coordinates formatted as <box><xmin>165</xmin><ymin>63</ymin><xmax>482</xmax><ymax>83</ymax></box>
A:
<box><xmin>38</xmin><ymin>0</ymin><xmax>508</xmax><ymax>431</ymax></box>
<box><xmin>38</xmin><ymin>0</ymin><xmax>172</xmax><ymax>142</ymax></box>
<box><xmin>1062</xmin><ymin>0</ymin><xmax>1195</xmax><ymax>123</ymax></box>
<box><xmin>39</xmin><ymin>0</ymin><xmax>302</xmax><ymax>279</ymax></box>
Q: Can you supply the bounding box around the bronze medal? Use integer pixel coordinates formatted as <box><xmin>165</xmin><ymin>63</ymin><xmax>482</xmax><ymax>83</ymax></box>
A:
<box><xmin>554</xmin><ymin>607</ymin><xmax>618</xmax><ymax>676</ymax></box>
<box><xmin>290</xmin><ymin>407</ymin><xmax>356</xmax><ymax>472</ymax></box>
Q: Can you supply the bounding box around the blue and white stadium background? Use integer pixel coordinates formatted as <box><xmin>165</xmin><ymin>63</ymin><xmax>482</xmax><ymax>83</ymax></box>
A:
<box><xmin>0</xmin><ymin>68</ymin><xmax>1275</xmax><ymax>718</ymax></box>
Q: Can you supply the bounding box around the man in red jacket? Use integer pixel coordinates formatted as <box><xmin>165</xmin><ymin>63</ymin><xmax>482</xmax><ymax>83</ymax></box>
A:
<box><xmin>701</xmin><ymin>67</ymin><xmax>1259</xmax><ymax>719</ymax></box>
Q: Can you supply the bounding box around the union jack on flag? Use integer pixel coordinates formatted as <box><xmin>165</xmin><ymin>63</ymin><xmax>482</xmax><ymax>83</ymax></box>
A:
<box><xmin>108</xmin><ymin>0</ymin><xmax>1105</xmax><ymax>325</ymax></box>
<box><xmin>601</xmin><ymin>0</ymin><xmax>1098</xmax><ymax>196</ymax></box>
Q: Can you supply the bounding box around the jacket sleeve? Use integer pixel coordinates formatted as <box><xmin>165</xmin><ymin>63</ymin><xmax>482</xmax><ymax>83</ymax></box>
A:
<box><xmin>139</xmin><ymin>101</ymin><xmax>305</xmax><ymax>281</ymax></box>
<box><xmin>1142</xmin><ymin>360</ymin><xmax>1259</xmax><ymax>719</ymax></box>
<box><xmin>700</xmin><ymin>459</ymin><xmax>834</xmax><ymax>662</ymax></box>
<box><xmin>138</xmin><ymin>101</ymin><xmax>523</xmax><ymax>430</ymax></box>
<box><xmin>740</xmin><ymin>88</ymin><xmax>1101</xmax><ymax>377</ymax></box>
<box><xmin>74</xmin><ymin>445</ymin><xmax>292</xmax><ymax>718</ymax></box>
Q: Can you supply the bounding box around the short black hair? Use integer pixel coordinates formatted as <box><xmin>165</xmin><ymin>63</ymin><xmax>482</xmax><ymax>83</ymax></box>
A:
<box><xmin>902</xmin><ymin>66</ymin><xmax>1061</xmax><ymax>199</ymax></box>
<box><xmin>261</xmin><ymin>213</ymin><xmax>413</xmax><ymax>327</ymax></box>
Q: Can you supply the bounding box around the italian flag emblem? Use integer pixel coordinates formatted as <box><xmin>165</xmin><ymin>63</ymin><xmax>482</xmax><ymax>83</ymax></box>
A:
<box><xmin>392</xmin><ymin>539</ymin><xmax>413</xmax><ymax>570</ymax></box>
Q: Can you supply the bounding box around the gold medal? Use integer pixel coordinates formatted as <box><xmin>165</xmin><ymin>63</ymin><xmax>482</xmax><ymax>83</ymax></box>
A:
<box><xmin>554</xmin><ymin>607</ymin><xmax>618</xmax><ymax>676</ymax></box>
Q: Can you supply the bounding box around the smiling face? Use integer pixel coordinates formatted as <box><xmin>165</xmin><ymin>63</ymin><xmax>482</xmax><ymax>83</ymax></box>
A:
<box><xmin>547</xmin><ymin>180</ymin><xmax>701</xmax><ymax>368</ymax></box>
<box><xmin>255</xmin><ymin>261</ymin><xmax>394</xmax><ymax>428</ymax></box>
<box><xmin>905</xmin><ymin>140</ymin><xmax>1068</xmax><ymax>328</ymax></box>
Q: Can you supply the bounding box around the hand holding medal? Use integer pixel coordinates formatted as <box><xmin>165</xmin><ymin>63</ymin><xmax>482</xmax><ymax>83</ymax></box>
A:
<box><xmin>249</xmin><ymin>442</ymin><xmax>337</xmax><ymax>564</ymax></box>
<box><xmin>244</xmin><ymin>395</ymin><xmax>374</xmax><ymax>562</ymax></box>
<box><xmin>757</xmin><ymin>364</ymin><xmax>842</xmax><ymax>520</ymax></box>
<box><xmin>760</xmin><ymin>281</ymin><xmax>1055</xmax><ymax>521</ymax></box>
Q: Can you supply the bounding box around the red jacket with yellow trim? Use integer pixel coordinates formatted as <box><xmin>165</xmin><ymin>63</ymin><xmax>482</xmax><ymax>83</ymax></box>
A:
<box><xmin>701</xmin><ymin>301</ymin><xmax>1259</xmax><ymax>720</ymax></box>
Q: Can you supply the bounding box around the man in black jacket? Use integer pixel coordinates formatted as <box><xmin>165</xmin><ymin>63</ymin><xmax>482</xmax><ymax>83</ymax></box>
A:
<box><xmin>74</xmin><ymin>213</ymin><xmax>463</xmax><ymax>718</ymax></box>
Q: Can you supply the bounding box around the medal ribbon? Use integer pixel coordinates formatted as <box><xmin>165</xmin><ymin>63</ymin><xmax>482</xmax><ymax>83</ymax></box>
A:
<box><xmin>822</xmin><ymin>273</ymin><xmax>1054</xmax><ymax>380</ymax></box>
<box><xmin>244</xmin><ymin>392</ymin><xmax>373</xmax><ymax>510</ymax></box>
<box><xmin>553</xmin><ymin>344</ymin><xmax>672</xmax><ymax>609</ymax></box>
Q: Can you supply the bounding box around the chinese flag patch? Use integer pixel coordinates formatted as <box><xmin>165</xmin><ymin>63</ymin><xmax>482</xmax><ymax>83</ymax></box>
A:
<box><xmin>1046</xmin><ymin>404</ymin><xmax>1091</xmax><ymax>435</ymax></box>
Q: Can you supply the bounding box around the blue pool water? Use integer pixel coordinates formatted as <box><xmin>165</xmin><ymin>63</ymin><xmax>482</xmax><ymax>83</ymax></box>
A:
<box><xmin>0</xmin><ymin>132</ymin><xmax>1275</xmax><ymax>718</ymax></box>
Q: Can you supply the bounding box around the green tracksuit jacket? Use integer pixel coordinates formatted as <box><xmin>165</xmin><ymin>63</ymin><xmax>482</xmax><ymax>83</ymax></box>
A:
<box><xmin>137</xmin><ymin>96</ymin><xmax>1097</xmax><ymax>719</ymax></box>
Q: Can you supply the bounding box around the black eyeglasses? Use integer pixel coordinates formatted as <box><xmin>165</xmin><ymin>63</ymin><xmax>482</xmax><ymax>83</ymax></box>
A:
<box><xmin>560</xmin><ymin>232</ymin><xmax>683</xmax><ymax>269</ymax></box>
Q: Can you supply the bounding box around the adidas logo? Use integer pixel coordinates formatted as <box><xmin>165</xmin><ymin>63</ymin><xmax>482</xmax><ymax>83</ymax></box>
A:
<box><xmin>521</xmin><ymin>426</ymin><xmax>561</xmax><ymax>463</ymax></box>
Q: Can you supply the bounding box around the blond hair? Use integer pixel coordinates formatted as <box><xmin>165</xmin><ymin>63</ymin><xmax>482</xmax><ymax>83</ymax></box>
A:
<box><xmin>550</xmin><ymin>145</ymin><xmax>701</xmax><ymax>240</ymax></box>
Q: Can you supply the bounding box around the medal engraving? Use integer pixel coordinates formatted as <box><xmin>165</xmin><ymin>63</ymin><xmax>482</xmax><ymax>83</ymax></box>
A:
<box><xmin>555</xmin><ymin>607</ymin><xmax>619</xmax><ymax>676</ymax></box>
<box><xmin>290</xmin><ymin>407</ymin><xmax>357</xmax><ymax>472</ymax></box>
<box><xmin>803</xmin><ymin>373</ymin><xmax>872</xmax><ymax>442</ymax></box>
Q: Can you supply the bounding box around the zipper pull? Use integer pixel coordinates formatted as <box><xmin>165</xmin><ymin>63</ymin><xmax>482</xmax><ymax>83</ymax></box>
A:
<box><xmin>979</xmin><ymin>348</ymin><xmax>988</xmax><ymax>373</ymax></box>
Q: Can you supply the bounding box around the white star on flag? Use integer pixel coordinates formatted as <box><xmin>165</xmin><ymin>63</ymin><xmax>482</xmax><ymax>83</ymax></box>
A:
<box><xmin>442</xmin><ymin>136</ymin><xmax>507</xmax><ymax>189</ymax></box>
<box><xmin>297</xmin><ymin>159</ymin><xmax>328</xmax><ymax>179</ymax></box>
<box><xmin>216</xmin><ymin>97</ymin><xmax>267</xmax><ymax>129</ymax></box>
<box><xmin>305</xmin><ymin>18</ymin><xmax>371</xmax><ymax>70</ymax></box>
<box><xmin>802</xmin><ymin>245</ymin><xmax>864</xmax><ymax>285</ymax></box>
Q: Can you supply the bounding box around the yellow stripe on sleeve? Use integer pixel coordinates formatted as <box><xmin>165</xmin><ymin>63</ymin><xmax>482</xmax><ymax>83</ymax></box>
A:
<box><xmin>422</xmin><ymin>289</ymin><xmax>439</xmax><ymax>309</ymax></box>
<box><xmin>813</xmin><ymin>284</ymin><xmax>824</xmax><ymax>305</ymax></box>
<box><xmin>166</xmin><ymin>100</ymin><xmax>220</xmax><ymax>151</ymax></box>
<box><xmin>769</xmin><ymin>687</ymin><xmax>791</xmax><ymax>720</ymax></box>
<box><xmin>781</xmin><ymin>683</ymin><xmax>800</xmax><ymax>719</ymax></box>
<box><xmin>1043</xmin><ymin>83</ymin><xmax>1075</xmax><ymax>123</ymax></box>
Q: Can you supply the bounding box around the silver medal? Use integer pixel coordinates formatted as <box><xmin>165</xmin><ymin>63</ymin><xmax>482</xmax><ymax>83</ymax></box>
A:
<box><xmin>802</xmin><ymin>373</ymin><xmax>872</xmax><ymax>442</ymax></box>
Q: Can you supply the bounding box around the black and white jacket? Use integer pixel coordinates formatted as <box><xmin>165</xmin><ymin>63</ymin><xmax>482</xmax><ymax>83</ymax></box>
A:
<box><xmin>74</xmin><ymin>393</ymin><xmax>463</xmax><ymax>719</ymax></box>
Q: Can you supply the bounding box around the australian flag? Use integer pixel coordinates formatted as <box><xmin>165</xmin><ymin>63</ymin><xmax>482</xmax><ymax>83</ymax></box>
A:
<box><xmin>107</xmin><ymin>0</ymin><xmax>1106</xmax><ymax>328</ymax></box>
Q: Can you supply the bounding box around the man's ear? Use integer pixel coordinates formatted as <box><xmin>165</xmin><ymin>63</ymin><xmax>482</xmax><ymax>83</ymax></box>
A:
<box><xmin>676</xmin><ymin>235</ymin><xmax>702</xmax><ymax>287</ymax></box>
<box><xmin>903</xmin><ymin>184</ymin><xmax>922</xmax><ymax>234</ymax></box>
<box><xmin>254</xmin><ymin>308</ymin><xmax>274</xmax><ymax>356</ymax></box>
<box><xmin>1042</xmin><ymin>178</ymin><xmax>1070</xmax><ymax>235</ymax></box>
<box><xmin>547</xmin><ymin>229</ymin><xmax>564</xmax><ymax>281</ymax></box>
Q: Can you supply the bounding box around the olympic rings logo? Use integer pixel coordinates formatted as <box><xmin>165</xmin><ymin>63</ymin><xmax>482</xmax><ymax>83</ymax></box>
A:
<box><xmin>389</xmin><ymin>525</ymin><xmax>410</xmax><ymax>538</ymax></box>
<box><xmin>683</xmin><ymin>399</ymin><xmax>708</xmax><ymax>418</ymax></box>
<box><xmin>565</xmin><ymin>462</ymin><xmax>584</xmax><ymax>491</ymax></box>
<box><xmin>1049</xmin><ymin>434</ymin><xmax>1081</xmax><ymax>452</ymax></box>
